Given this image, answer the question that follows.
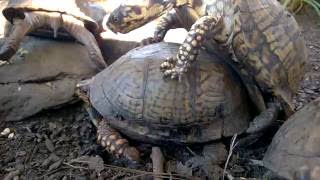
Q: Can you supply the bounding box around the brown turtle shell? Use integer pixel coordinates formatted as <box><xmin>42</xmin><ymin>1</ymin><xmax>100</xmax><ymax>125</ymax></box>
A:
<box><xmin>263</xmin><ymin>97</ymin><xmax>320</xmax><ymax>179</ymax></box>
<box><xmin>232</xmin><ymin>0</ymin><xmax>308</xmax><ymax>116</ymax></box>
<box><xmin>3</xmin><ymin>0</ymin><xmax>98</xmax><ymax>33</ymax></box>
<box><xmin>87</xmin><ymin>42</ymin><xmax>251</xmax><ymax>144</ymax></box>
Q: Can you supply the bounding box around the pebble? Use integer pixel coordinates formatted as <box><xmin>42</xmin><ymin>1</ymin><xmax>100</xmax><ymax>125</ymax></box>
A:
<box><xmin>1</xmin><ymin>128</ymin><xmax>11</xmax><ymax>136</ymax></box>
<box><xmin>8</xmin><ymin>133</ymin><xmax>15</xmax><ymax>139</ymax></box>
<box><xmin>0</xmin><ymin>60</ymin><xmax>8</xmax><ymax>66</ymax></box>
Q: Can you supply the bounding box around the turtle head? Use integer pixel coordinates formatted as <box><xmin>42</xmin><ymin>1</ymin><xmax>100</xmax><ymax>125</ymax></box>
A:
<box><xmin>106</xmin><ymin>0</ymin><xmax>174</xmax><ymax>33</ymax></box>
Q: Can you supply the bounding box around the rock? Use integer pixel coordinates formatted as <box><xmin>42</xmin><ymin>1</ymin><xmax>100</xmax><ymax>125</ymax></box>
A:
<box><xmin>0</xmin><ymin>0</ymin><xmax>143</xmax><ymax>122</ymax></box>
<box><xmin>0</xmin><ymin>36</ymin><xmax>99</xmax><ymax>121</ymax></box>
<box><xmin>0</xmin><ymin>35</ymin><xmax>141</xmax><ymax>121</ymax></box>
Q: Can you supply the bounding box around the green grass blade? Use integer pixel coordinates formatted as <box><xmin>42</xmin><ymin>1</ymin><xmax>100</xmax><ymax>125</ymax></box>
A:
<box><xmin>303</xmin><ymin>0</ymin><xmax>320</xmax><ymax>16</ymax></box>
<box><xmin>283</xmin><ymin>0</ymin><xmax>293</xmax><ymax>7</ymax></box>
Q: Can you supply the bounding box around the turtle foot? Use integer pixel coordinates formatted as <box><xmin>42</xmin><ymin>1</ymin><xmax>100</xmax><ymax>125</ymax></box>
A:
<box><xmin>97</xmin><ymin>120</ymin><xmax>140</xmax><ymax>163</ymax></box>
<box><xmin>0</xmin><ymin>16</ymin><xmax>35</xmax><ymax>61</ymax></box>
<box><xmin>0</xmin><ymin>46</ymin><xmax>16</xmax><ymax>61</ymax></box>
<box><xmin>62</xmin><ymin>14</ymin><xmax>107</xmax><ymax>71</ymax></box>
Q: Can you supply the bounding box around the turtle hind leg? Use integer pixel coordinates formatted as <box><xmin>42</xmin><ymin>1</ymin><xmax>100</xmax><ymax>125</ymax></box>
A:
<box><xmin>237</xmin><ymin>102</ymin><xmax>280</xmax><ymax>147</ymax></box>
<box><xmin>246</xmin><ymin>102</ymin><xmax>280</xmax><ymax>134</ymax></box>
<box><xmin>0</xmin><ymin>12</ymin><xmax>45</xmax><ymax>61</ymax></box>
<box><xmin>75</xmin><ymin>83</ymin><xmax>140</xmax><ymax>163</ymax></box>
<box><xmin>97</xmin><ymin>120</ymin><xmax>140</xmax><ymax>163</ymax></box>
<box><xmin>61</xmin><ymin>14</ymin><xmax>107</xmax><ymax>71</ymax></box>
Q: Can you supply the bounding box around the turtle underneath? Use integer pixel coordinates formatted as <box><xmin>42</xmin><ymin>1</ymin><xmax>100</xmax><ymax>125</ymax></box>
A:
<box><xmin>77</xmin><ymin>43</ymin><xmax>278</xmax><ymax>164</ymax></box>
<box><xmin>106</xmin><ymin>0</ymin><xmax>308</xmax><ymax>119</ymax></box>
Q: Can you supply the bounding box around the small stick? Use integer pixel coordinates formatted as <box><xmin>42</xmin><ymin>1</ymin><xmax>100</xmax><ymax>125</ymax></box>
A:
<box><xmin>151</xmin><ymin>147</ymin><xmax>165</xmax><ymax>180</ymax></box>
<box><xmin>3</xmin><ymin>170</ymin><xmax>20</xmax><ymax>180</ymax></box>
<box><xmin>223</xmin><ymin>134</ymin><xmax>238</xmax><ymax>180</ymax></box>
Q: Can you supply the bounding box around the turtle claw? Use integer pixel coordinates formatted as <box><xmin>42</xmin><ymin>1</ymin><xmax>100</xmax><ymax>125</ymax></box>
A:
<box><xmin>0</xmin><ymin>60</ymin><xmax>9</xmax><ymax>67</ymax></box>
<box><xmin>76</xmin><ymin>78</ymin><xmax>92</xmax><ymax>88</ymax></box>
<box><xmin>0</xmin><ymin>16</ymin><xmax>36</xmax><ymax>61</ymax></box>
<box><xmin>162</xmin><ymin>68</ymin><xmax>183</xmax><ymax>80</ymax></box>
<box><xmin>160</xmin><ymin>57</ymin><xmax>176</xmax><ymax>71</ymax></box>
<box><xmin>160</xmin><ymin>57</ymin><xmax>187</xmax><ymax>80</ymax></box>
<box><xmin>0</xmin><ymin>46</ymin><xmax>16</xmax><ymax>61</ymax></box>
<box><xmin>140</xmin><ymin>37</ymin><xmax>159</xmax><ymax>46</ymax></box>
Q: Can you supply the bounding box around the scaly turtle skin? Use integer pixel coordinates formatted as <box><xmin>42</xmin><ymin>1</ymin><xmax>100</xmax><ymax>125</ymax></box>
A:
<box><xmin>263</xmin><ymin>97</ymin><xmax>320</xmax><ymax>179</ymax></box>
<box><xmin>106</xmin><ymin>0</ymin><xmax>308</xmax><ymax>117</ymax></box>
<box><xmin>77</xmin><ymin>42</ymin><xmax>279</xmax><ymax>163</ymax></box>
<box><xmin>0</xmin><ymin>0</ymin><xmax>107</xmax><ymax>70</ymax></box>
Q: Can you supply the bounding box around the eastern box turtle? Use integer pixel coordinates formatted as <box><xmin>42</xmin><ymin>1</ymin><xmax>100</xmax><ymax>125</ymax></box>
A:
<box><xmin>77</xmin><ymin>42</ymin><xmax>278</xmax><ymax>162</ymax></box>
<box><xmin>263</xmin><ymin>97</ymin><xmax>320</xmax><ymax>179</ymax></box>
<box><xmin>0</xmin><ymin>0</ymin><xmax>106</xmax><ymax>70</ymax></box>
<box><xmin>106</xmin><ymin>0</ymin><xmax>308</xmax><ymax>118</ymax></box>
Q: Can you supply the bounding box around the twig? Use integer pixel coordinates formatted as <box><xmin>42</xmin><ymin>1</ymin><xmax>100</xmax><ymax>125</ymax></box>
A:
<box><xmin>151</xmin><ymin>147</ymin><xmax>165</xmax><ymax>180</ymax></box>
<box><xmin>70</xmin><ymin>160</ymin><xmax>190</xmax><ymax>179</ymax></box>
<box><xmin>224</xmin><ymin>170</ymin><xmax>235</xmax><ymax>180</ymax></box>
<box><xmin>186</xmin><ymin>146</ymin><xmax>197</xmax><ymax>156</ymax></box>
<box><xmin>63</xmin><ymin>162</ymin><xmax>89</xmax><ymax>170</ymax></box>
<box><xmin>123</xmin><ymin>173</ymin><xmax>185</xmax><ymax>180</ymax></box>
<box><xmin>3</xmin><ymin>170</ymin><xmax>20</xmax><ymax>180</ymax></box>
<box><xmin>307</xmin><ymin>42</ymin><xmax>320</xmax><ymax>49</ymax></box>
<box><xmin>223</xmin><ymin>134</ymin><xmax>239</xmax><ymax>180</ymax></box>
<box><xmin>37</xmin><ymin>167</ymin><xmax>68</xmax><ymax>179</ymax></box>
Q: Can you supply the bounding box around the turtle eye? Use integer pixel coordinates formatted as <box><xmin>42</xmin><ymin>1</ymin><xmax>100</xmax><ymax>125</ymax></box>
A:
<box><xmin>113</xmin><ymin>16</ymin><xmax>119</xmax><ymax>23</ymax></box>
<box><xmin>109</xmin><ymin>14</ymin><xmax>119</xmax><ymax>24</ymax></box>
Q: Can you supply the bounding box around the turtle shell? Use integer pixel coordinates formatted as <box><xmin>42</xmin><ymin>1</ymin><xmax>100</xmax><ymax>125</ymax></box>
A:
<box><xmin>232</xmin><ymin>0</ymin><xmax>308</xmax><ymax>116</ymax></box>
<box><xmin>88</xmin><ymin>42</ymin><xmax>251</xmax><ymax>144</ymax></box>
<box><xmin>3</xmin><ymin>0</ymin><xmax>98</xmax><ymax>33</ymax></box>
<box><xmin>263</xmin><ymin>97</ymin><xmax>320</xmax><ymax>179</ymax></box>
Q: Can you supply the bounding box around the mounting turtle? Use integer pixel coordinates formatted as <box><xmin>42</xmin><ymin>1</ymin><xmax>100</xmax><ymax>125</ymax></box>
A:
<box><xmin>106</xmin><ymin>0</ymin><xmax>307</xmax><ymax>119</ymax></box>
<box><xmin>0</xmin><ymin>0</ymin><xmax>107</xmax><ymax>70</ymax></box>
<box><xmin>263</xmin><ymin>97</ymin><xmax>320</xmax><ymax>179</ymax></box>
<box><xmin>76</xmin><ymin>42</ymin><xmax>279</xmax><ymax>173</ymax></box>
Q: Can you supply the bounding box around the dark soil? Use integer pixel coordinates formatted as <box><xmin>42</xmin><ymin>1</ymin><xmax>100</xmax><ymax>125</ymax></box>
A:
<box><xmin>1</xmin><ymin>7</ymin><xmax>319</xmax><ymax>180</ymax></box>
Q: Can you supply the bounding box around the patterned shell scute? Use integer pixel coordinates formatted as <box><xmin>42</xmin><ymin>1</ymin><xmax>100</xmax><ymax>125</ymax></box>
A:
<box><xmin>263</xmin><ymin>97</ymin><xmax>320</xmax><ymax>179</ymax></box>
<box><xmin>3</xmin><ymin>0</ymin><xmax>98</xmax><ymax>32</ymax></box>
<box><xmin>233</xmin><ymin>0</ymin><xmax>307</xmax><ymax>112</ymax></box>
<box><xmin>89</xmin><ymin>43</ymin><xmax>250</xmax><ymax>144</ymax></box>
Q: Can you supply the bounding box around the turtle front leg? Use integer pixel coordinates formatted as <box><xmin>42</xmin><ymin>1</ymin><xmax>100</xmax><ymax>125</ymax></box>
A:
<box><xmin>97</xmin><ymin>120</ymin><xmax>140</xmax><ymax>162</ymax></box>
<box><xmin>61</xmin><ymin>15</ymin><xmax>107</xmax><ymax>71</ymax></box>
<box><xmin>0</xmin><ymin>13</ymin><xmax>45</xmax><ymax>61</ymax></box>
<box><xmin>141</xmin><ymin>9</ymin><xmax>181</xmax><ymax>45</ymax></box>
<box><xmin>160</xmin><ymin>16</ymin><xmax>218</xmax><ymax>79</ymax></box>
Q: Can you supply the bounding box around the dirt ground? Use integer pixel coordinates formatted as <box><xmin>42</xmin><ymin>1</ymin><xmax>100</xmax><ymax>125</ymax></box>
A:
<box><xmin>1</xmin><ymin>7</ymin><xmax>320</xmax><ymax>180</ymax></box>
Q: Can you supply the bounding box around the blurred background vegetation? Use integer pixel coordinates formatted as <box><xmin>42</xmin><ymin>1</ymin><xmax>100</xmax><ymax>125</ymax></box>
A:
<box><xmin>280</xmin><ymin>0</ymin><xmax>320</xmax><ymax>16</ymax></box>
